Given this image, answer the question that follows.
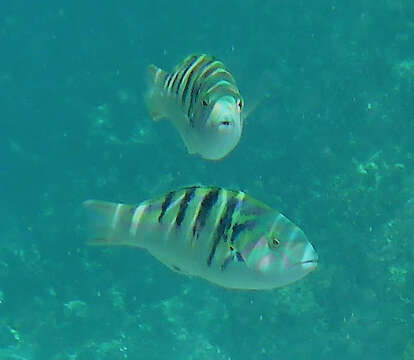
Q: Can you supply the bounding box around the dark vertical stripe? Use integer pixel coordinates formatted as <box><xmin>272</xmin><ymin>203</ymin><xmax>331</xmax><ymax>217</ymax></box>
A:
<box><xmin>188</xmin><ymin>83</ymin><xmax>198</xmax><ymax>119</ymax></box>
<box><xmin>229</xmin><ymin>220</ymin><xmax>256</xmax><ymax>245</ymax></box>
<box><xmin>181</xmin><ymin>56</ymin><xmax>202</xmax><ymax>105</ymax></box>
<box><xmin>187</xmin><ymin>58</ymin><xmax>216</xmax><ymax>118</ymax></box>
<box><xmin>175</xmin><ymin>55</ymin><xmax>199</xmax><ymax>96</ymax></box>
<box><xmin>206</xmin><ymin>81</ymin><xmax>240</xmax><ymax>99</ymax></box>
<box><xmin>195</xmin><ymin>62</ymin><xmax>221</xmax><ymax>92</ymax></box>
<box><xmin>220</xmin><ymin>251</ymin><xmax>244</xmax><ymax>271</ymax></box>
<box><xmin>207</xmin><ymin>195</ymin><xmax>238</xmax><ymax>266</ymax></box>
<box><xmin>175</xmin><ymin>186</ymin><xmax>197</xmax><ymax>227</ymax></box>
<box><xmin>188</xmin><ymin>60</ymin><xmax>239</xmax><ymax>119</ymax></box>
<box><xmin>192</xmin><ymin>188</ymin><xmax>220</xmax><ymax>239</ymax></box>
<box><xmin>182</xmin><ymin>56</ymin><xmax>211</xmax><ymax>106</ymax></box>
<box><xmin>158</xmin><ymin>191</ymin><xmax>175</xmax><ymax>223</ymax></box>
<box><xmin>170</xmin><ymin>70</ymin><xmax>182</xmax><ymax>94</ymax></box>
<box><xmin>196</xmin><ymin>63</ymin><xmax>232</xmax><ymax>97</ymax></box>
<box><xmin>220</xmin><ymin>255</ymin><xmax>233</xmax><ymax>271</ymax></box>
<box><xmin>202</xmin><ymin>68</ymin><xmax>235</xmax><ymax>93</ymax></box>
<box><xmin>165</xmin><ymin>73</ymin><xmax>173</xmax><ymax>90</ymax></box>
<box><xmin>170</xmin><ymin>55</ymin><xmax>197</xmax><ymax>96</ymax></box>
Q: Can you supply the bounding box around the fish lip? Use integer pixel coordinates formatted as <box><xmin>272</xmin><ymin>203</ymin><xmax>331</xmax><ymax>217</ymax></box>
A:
<box><xmin>288</xmin><ymin>259</ymin><xmax>318</xmax><ymax>269</ymax></box>
<box><xmin>301</xmin><ymin>259</ymin><xmax>318</xmax><ymax>265</ymax></box>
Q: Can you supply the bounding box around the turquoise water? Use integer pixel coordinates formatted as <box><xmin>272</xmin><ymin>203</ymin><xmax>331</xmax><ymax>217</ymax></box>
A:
<box><xmin>1</xmin><ymin>1</ymin><xmax>414</xmax><ymax>359</ymax></box>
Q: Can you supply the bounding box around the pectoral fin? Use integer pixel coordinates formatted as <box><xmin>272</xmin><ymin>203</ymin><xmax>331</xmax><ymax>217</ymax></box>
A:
<box><xmin>182</xmin><ymin>136</ymin><xmax>196</xmax><ymax>154</ymax></box>
<box><xmin>175</xmin><ymin>124</ymin><xmax>196</xmax><ymax>154</ymax></box>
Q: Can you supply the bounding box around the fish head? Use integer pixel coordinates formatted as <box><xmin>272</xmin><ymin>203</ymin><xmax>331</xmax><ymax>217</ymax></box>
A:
<box><xmin>241</xmin><ymin>212</ymin><xmax>318</xmax><ymax>289</ymax></box>
<box><xmin>196</xmin><ymin>95</ymin><xmax>243</xmax><ymax>160</ymax></box>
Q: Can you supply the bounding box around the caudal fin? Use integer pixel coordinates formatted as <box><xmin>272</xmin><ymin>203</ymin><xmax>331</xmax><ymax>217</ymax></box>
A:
<box><xmin>144</xmin><ymin>64</ymin><xmax>170</xmax><ymax>122</ymax></box>
<box><xmin>83</xmin><ymin>200</ymin><xmax>136</xmax><ymax>246</ymax></box>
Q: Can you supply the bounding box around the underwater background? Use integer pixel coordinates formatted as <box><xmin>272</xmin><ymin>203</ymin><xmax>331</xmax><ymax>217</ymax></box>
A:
<box><xmin>1</xmin><ymin>0</ymin><xmax>414</xmax><ymax>359</ymax></box>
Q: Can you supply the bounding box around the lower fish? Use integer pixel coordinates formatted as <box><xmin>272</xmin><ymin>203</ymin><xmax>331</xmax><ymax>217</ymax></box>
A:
<box><xmin>83</xmin><ymin>186</ymin><xmax>318</xmax><ymax>290</ymax></box>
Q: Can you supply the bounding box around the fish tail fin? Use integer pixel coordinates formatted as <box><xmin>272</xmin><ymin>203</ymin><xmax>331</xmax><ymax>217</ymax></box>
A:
<box><xmin>147</xmin><ymin>64</ymin><xmax>168</xmax><ymax>83</ymax></box>
<box><xmin>83</xmin><ymin>200</ymin><xmax>139</xmax><ymax>247</ymax></box>
<box><xmin>145</xmin><ymin>64</ymin><xmax>170</xmax><ymax>122</ymax></box>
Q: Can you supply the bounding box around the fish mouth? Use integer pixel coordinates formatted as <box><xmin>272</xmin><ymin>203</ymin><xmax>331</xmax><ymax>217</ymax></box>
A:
<box><xmin>298</xmin><ymin>242</ymin><xmax>318</xmax><ymax>271</ymax></box>
<box><xmin>288</xmin><ymin>258</ymin><xmax>318</xmax><ymax>271</ymax></box>
<box><xmin>298</xmin><ymin>259</ymin><xmax>318</xmax><ymax>271</ymax></box>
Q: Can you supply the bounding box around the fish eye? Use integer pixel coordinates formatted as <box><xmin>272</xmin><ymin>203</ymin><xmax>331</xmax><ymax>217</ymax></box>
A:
<box><xmin>268</xmin><ymin>237</ymin><xmax>280</xmax><ymax>249</ymax></box>
<box><xmin>237</xmin><ymin>98</ymin><xmax>243</xmax><ymax>110</ymax></box>
<box><xmin>202</xmin><ymin>99</ymin><xmax>208</xmax><ymax>107</ymax></box>
<box><xmin>221</xmin><ymin>121</ymin><xmax>231</xmax><ymax>126</ymax></box>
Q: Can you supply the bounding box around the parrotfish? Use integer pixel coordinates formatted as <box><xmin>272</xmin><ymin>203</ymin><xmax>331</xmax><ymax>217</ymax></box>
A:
<box><xmin>145</xmin><ymin>54</ymin><xmax>243</xmax><ymax>160</ymax></box>
<box><xmin>83</xmin><ymin>186</ymin><xmax>317</xmax><ymax>290</ymax></box>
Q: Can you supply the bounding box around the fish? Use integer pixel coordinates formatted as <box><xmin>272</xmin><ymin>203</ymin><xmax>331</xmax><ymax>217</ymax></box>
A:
<box><xmin>83</xmin><ymin>186</ymin><xmax>318</xmax><ymax>290</ymax></box>
<box><xmin>144</xmin><ymin>54</ymin><xmax>244</xmax><ymax>160</ymax></box>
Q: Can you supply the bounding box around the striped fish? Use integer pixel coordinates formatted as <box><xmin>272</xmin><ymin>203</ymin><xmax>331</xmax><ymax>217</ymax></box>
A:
<box><xmin>83</xmin><ymin>186</ymin><xmax>318</xmax><ymax>290</ymax></box>
<box><xmin>144</xmin><ymin>54</ymin><xmax>244</xmax><ymax>160</ymax></box>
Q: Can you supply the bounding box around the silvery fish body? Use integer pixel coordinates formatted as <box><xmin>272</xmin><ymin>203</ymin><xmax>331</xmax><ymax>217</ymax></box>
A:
<box><xmin>83</xmin><ymin>186</ymin><xmax>318</xmax><ymax>290</ymax></box>
<box><xmin>145</xmin><ymin>54</ymin><xmax>243</xmax><ymax>160</ymax></box>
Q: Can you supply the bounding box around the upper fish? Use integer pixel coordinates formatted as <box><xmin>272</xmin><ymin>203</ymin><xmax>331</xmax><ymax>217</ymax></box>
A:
<box><xmin>83</xmin><ymin>186</ymin><xmax>318</xmax><ymax>290</ymax></box>
<box><xmin>144</xmin><ymin>54</ymin><xmax>244</xmax><ymax>160</ymax></box>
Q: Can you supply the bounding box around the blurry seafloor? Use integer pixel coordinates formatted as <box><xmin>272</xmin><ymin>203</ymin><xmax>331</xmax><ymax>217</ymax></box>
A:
<box><xmin>1</xmin><ymin>1</ymin><xmax>414</xmax><ymax>359</ymax></box>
